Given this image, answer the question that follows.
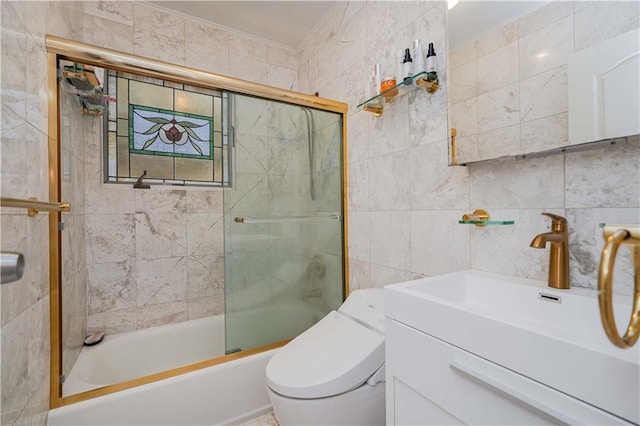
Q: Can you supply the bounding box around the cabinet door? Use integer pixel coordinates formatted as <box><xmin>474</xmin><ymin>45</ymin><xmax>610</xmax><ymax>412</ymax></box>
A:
<box><xmin>386</xmin><ymin>319</ymin><xmax>630</xmax><ymax>425</ymax></box>
<box><xmin>392</xmin><ymin>379</ymin><xmax>461</xmax><ymax>426</ymax></box>
<box><xmin>569</xmin><ymin>28</ymin><xmax>640</xmax><ymax>144</ymax></box>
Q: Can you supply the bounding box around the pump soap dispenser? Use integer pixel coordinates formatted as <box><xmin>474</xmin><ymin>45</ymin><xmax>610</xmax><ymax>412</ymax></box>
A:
<box><xmin>416</xmin><ymin>42</ymin><xmax>439</xmax><ymax>93</ymax></box>
<box><xmin>402</xmin><ymin>48</ymin><xmax>413</xmax><ymax>84</ymax></box>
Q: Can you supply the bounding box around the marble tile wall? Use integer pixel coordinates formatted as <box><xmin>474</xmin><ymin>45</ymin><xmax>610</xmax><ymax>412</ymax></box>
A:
<box><xmin>299</xmin><ymin>1</ymin><xmax>458</xmax><ymax>291</ymax></box>
<box><xmin>299</xmin><ymin>0</ymin><xmax>639</xmax><ymax>297</ymax></box>
<box><xmin>83</xmin><ymin>185</ymin><xmax>226</xmax><ymax>334</ymax></box>
<box><xmin>449</xmin><ymin>0</ymin><xmax>640</xmax><ymax>163</ymax></box>
<box><xmin>1</xmin><ymin>1</ymin><xmax>84</xmax><ymax>424</ymax></box>
<box><xmin>81</xmin><ymin>2</ymin><xmax>300</xmax><ymax>335</ymax></box>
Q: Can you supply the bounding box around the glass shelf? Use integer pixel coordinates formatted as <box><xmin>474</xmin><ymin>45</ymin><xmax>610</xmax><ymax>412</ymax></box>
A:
<box><xmin>459</xmin><ymin>220</ymin><xmax>515</xmax><ymax>226</ymax></box>
<box><xmin>458</xmin><ymin>209</ymin><xmax>513</xmax><ymax>226</ymax></box>
<box><xmin>357</xmin><ymin>71</ymin><xmax>439</xmax><ymax>116</ymax></box>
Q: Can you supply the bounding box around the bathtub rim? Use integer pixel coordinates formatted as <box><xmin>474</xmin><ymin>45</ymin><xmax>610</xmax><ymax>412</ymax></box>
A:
<box><xmin>57</xmin><ymin>338</ymin><xmax>291</xmax><ymax>407</ymax></box>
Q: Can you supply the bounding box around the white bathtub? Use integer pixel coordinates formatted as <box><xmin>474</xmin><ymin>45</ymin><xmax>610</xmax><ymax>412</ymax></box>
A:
<box><xmin>51</xmin><ymin>301</ymin><xmax>325</xmax><ymax>425</ymax></box>
<box><xmin>49</xmin><ymin>349</ymin><xmax>277</xmax><ymax>425</ymax></box>
<box><xmin>63</xmin><ymin>315</ymin><xmax>226</xmax><ymax>396</ymax></box>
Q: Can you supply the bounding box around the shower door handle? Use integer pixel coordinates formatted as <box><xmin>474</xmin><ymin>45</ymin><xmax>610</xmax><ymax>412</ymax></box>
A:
<box><xmin>234</xmin><ymin>214</ymin><xmax>342</xmax><ymax>224</ymax></box>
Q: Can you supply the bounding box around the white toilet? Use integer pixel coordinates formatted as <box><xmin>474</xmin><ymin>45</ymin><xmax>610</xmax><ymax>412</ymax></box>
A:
<box><xmin>266</xmin><ymin>289</ymin><xmax>386</xmax><ymax>426</ymax></box>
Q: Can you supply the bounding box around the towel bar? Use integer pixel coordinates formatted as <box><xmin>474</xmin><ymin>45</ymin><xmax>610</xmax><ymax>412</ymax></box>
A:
<box><xmin>598</xmin><ymin>224</ymin><xmax>640</xmax><ymax>348</ymax></box>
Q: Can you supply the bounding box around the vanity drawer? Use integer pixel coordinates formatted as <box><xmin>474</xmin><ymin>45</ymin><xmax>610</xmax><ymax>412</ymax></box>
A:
<box><xmin>386</xmin><ymin>319</ymin><xmax>630</xmax><ymax>425</ymax></box>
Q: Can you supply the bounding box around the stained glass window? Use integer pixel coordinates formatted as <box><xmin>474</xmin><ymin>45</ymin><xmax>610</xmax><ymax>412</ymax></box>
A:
<box><xmin>130</xmin><ymin>106</ymin><xmax>213</xmax><ymax>159</ymax></box>
<box><xmin>104</xmin><ymin>70</ymin><xmax>228</xmax><ymax>186</ymax></box>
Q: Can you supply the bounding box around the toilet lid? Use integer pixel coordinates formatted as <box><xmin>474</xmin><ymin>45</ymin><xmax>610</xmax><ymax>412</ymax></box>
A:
<box><xmin>266</xmin><ymin>311</ymin><xmax>385</xmax><ymax>399</ymax></box>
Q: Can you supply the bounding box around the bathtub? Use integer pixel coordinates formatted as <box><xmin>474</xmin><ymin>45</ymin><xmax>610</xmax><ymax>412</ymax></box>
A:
<box><xmin>49</xmin><ymin>349</ymin><xmax>277</xmax><ymax>426</ymax></box>
<box><xmin>63</xmin><ymin>315</ymin><xmax>226</xmax><ymax>396</ymax></box>
<box><xmin>51</xmin><ymin>301</ymin><xmax>325</xmax><ymax>425</ymax></box>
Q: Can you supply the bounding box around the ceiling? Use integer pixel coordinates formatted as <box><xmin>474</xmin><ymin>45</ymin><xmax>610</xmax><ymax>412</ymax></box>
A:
<box><xmin>448</xmin><ymin>1</ymin><xmax>549</xmax><ymax>49</ymax></box>
<box><xmin>148</xmin><ymin>1</ymin><xmax>338</xmax><ymax>48</ymax></box>
<box><xmin>148</xmin><ymin>1</ymin><xmax>551</xmax><ymax>52</ymax></box>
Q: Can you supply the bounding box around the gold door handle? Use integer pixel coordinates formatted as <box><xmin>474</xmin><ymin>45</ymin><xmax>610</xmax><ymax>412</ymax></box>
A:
<box><xmin>598</xmin><ymin>225</ymin><xmax>640</xmax><ymax>348</ymax></box>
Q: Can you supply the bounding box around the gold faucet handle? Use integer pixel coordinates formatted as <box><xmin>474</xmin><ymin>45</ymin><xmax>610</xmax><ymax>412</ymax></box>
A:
<box><xmin>541</xmin><ymin>212</ymin><xmax>567</xmax><ymax>231</ymax></box>
<box><xmin>603</xmin><ymin>224</ymin><xmax>640</xmax><ymax>243</ymax></box>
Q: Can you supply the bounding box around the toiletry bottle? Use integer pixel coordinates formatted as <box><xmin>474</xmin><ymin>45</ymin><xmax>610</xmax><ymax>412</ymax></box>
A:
<box><xmin>374</xmin><ymin>64</ymin><xmax>382</xmax><ymax>95</ymax></box>
<box><xmin>413</xmin><ymin>40</ymin><xmax>424</xmax><ymax>74</ymax></box>
<box><xmin>365</xmin><ymin>71</ymin><xmax>375</xmax><ymax>100</ymax></box>
<box><xmin>426</xmin><ymin>42</ymin><xmax>437</xmax><ymax>81</ymax></box>
<box><xmin>397</xmin><ymin>50</ymin><xmax>405</xmax><ymax>85</ymax></box>
<box><xmin>402</xmin><ymin>48</ymin><xmax>413</xmax><ymax>84</ymax></box>
<box><xmin>381</xmin><ymin>76</ymin><xmax>398</xmax><ymax>102</ymax></box>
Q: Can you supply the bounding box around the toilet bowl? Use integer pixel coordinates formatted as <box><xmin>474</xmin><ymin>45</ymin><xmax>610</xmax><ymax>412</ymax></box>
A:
<box><xmin>266</xmin><ymin>289</ymin><xmax>386</xmax><ymax>425</ymax></box>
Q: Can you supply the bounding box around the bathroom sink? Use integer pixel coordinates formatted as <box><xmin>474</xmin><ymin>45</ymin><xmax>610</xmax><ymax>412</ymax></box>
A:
<box><xmin>385</xmin><ymin>270</ymin><xmax>640</xmax><ymax>424</ymax></box>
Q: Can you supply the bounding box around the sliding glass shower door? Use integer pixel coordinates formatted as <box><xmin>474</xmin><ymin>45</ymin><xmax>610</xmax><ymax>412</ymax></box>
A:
<box><xmin>223</xmin><ymin>93</ymin><xmax>345</xmax><ymax>353</ymax></box>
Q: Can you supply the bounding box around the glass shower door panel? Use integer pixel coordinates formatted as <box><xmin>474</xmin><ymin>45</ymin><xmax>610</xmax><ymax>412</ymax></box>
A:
<box><xmin>59</xmin><ymin>83</ymin><xmax>91</xmax><ymax>393</ymax></box>
<box><xmin>224</xmin><ymin>94</ymin><xmax>344</xmax><ymax>353</ymax></box>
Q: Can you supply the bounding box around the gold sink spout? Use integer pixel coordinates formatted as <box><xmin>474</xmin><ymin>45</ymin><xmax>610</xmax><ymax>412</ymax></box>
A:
<box><xmin>530</xmin><ymin>212</ymin><xmax>570</xmax><ymax>289</ymax></box>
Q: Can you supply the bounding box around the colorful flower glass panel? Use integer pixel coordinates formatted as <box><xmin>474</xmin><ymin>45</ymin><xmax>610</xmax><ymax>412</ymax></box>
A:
<box><xmin>130</xmin><ymin>105</ymin><xmax>213</xmax><ymax>159</ymax></box>
<box><xmin>104</xmin><ymin>68</ymin><xmax>226</xmax><ymax>186</ymax></box>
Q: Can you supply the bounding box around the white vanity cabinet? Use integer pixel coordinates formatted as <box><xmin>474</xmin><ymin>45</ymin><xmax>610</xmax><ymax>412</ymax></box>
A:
<box><xmin>384</xmin><ymin>271</ymin><xmax>639</xmax><ymax>426</ymax></box>
<box><xmin>385</xmin><ymin>319</ymin><xmax>627</xmax><ymax>425</ymax></box>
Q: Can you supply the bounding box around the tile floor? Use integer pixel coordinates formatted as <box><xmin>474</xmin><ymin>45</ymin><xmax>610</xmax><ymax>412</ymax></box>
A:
<box><xmin>239</xmin><ymin>411</ymin><xmax>279</xmax><ymax>426</ymax></box>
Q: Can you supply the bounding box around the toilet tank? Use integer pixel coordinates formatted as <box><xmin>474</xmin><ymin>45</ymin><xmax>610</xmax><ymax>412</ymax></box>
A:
<box><xmin>338</xmin><ymin>289</ymin><xmax>385</xmax><ymax>334</ymax></box>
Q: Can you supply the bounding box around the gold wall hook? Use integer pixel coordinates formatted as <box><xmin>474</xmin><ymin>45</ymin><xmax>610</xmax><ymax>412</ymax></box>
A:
<box><xmin>363</xmin><ymin>103</ymin><xmax>383</xmax><ymax>117</ymax></box>
<box><xmin>598</xmin><ymin>224</ymin><xmax>640</xmax><ymax>349</ymax></box>
<box><xmin>461</xmin><ymin>209</ymin><xmax>489</xmax><ymax>226</ymax></box>
<box><xmin>415</xmin><ymin>75</ymin><xmax>439</xmax><ymax>93</ymax></box>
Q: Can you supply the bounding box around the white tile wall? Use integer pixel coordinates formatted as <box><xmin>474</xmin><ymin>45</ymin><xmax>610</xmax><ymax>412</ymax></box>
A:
<box><xmin>1</xmin><ymin>0</ymin><xmax>86</xmax><ymax>422</ymax></box>
<box><xmin>299</xmin><ymin>0</ymin><xmax>639</xmax><ymax>298</ymax></box>
<box><xmin>300</xmin><ymin>1</ymin><xmax>463</xmax><ymax>291</ymax></box>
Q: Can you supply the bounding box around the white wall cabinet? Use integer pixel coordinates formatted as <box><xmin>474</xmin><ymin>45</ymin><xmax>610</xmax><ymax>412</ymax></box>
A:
<box><xmin>569</xmin><ymin>28</ymin><xmax>640</xmax><ymax>144</ymax></box>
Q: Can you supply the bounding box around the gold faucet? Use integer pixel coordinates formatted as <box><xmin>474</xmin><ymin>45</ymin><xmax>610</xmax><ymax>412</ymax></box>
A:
<box><xmin>530</xmin><ymin>212</ymin><xmax>570</xmax><ymax>289</ymax></box>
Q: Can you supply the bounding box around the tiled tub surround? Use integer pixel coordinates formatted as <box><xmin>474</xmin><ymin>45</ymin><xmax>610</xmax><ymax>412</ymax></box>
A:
<box><xmin>81</xmin><ymin>1</ymin><xmax>300</xmax><ymax>335</ymax></box>
<box><xmin>298</xmin><ymin>0</ymin><xmax>639</xmax><ymax>297</ymax></box>
<box><xmin>449</xmin><ymin>0</ymin><xmax>640</xmax><ymax>163</ymax></box>
<box><xmin>86</xmin><ymin>90</ymin><xmax>341</xmax><ymax>336</ymax></box>
<box><xmin>84</xmin><ymin>186</ymin><xmax>225</xmax><ymax>335</ymax></box>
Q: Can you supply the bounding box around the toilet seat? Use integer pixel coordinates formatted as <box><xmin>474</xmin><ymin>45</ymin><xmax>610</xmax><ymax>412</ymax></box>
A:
<box><xmin>266</xmin><ymin>310</ymin><xmax>385</xmax><ymax>399</ymax></box>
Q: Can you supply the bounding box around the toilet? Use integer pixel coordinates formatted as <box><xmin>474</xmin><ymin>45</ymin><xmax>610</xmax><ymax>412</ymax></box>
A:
<box><xmin>266</xmin><ymin>289</ymin><xmax>386</xmax><ymax>425</ymax></box>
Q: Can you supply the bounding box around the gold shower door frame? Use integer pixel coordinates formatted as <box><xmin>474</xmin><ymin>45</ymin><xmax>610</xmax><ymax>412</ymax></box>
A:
<box><xmin>46</xmin><ymin>35</ymin><xmax>349</xmax><ymax>408</ymax></box>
